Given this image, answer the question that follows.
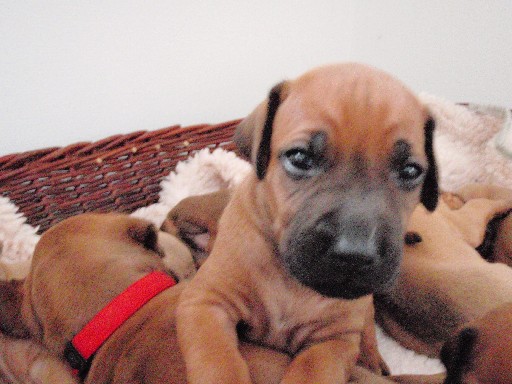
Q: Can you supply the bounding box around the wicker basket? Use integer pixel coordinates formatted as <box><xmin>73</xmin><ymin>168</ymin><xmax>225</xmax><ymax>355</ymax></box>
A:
<box><xmin>0</xmin><ymin>119</ymin><xmax>241</xmax><ymax>234</ymax></box>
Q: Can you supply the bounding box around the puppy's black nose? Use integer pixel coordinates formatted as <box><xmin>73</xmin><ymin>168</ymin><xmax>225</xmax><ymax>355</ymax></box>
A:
<box><xmin>316</xmin><ymin>217</ymin><xmax>380</xmax><ymax>267</ymax></box>
<box><xmin>330</xmin><ymin>234</ymin><xmax>378</xmax><ymax>266</ymax></box>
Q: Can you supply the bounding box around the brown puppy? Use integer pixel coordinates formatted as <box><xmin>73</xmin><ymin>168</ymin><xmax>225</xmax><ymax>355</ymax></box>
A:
<box><xmin>164</xmin><ymin>193</ymin><xmax>457</xmax><ymax>384</ymax></box>
<box><xmin>441</xmin><ymin>302</ymin><xmax>512</xmax><ymax>384</ymax></box>
<box><xmin>375</xmin><ymin>193</ymin><xmax>512</xmax><ymax>357</ymax></box>
<box><xmin>20</xmin><ymin>213</ymin><xmax>296</xmax><ymax>384</ymax></box>
<box><xmin>176</xmin><ymin>63</ymin><xmax>439</xmax><ymax>384</ymax></box>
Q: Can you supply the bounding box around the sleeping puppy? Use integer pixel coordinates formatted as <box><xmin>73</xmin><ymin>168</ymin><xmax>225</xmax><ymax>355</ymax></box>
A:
<box><xmin>375</xmin><ymin>191</ymin><xmax>512</xmax><ymax>357</ymax></box>
<box><xmin>176</xmin><ymin>63</ymin><xmax>438</xmax><ymax>384</ymax></box>
<box><xmin>19</xmin><ymin>213</ymin><xmax>293</xmax><ymax>384</ymax></box>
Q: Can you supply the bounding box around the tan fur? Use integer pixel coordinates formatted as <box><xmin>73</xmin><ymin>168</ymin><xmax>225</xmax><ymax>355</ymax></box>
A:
<box><xmin>375</xmin><ymin>192</ymin><xmax>512</xmax><ymax>357</ymax></box>
<box><xmin>176</xmin><ymin>63</ymin><xmax>436</xmax><ymax>384</ymax></box>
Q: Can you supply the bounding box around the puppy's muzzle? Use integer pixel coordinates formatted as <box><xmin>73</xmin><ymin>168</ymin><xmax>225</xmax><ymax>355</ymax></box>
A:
<box><xmin>316</xmin><ymin>215</ymin><xmax>380</xmax><ymax>268</ymax></box>
<box><xmin>280</xmin><ymin>197</ymin><xmax>403</xmax><ymax>300</ymax></box>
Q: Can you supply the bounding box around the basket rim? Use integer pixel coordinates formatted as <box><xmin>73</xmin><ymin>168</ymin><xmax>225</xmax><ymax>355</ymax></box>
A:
<box><xmin>0</xmin><ymin>119</ymin><xmax>242</xmax><ymax>183</ymax></box>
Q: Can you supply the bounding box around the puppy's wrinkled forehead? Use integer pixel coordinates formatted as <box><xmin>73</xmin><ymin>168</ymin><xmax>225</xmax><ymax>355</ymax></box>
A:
<box><xmin>272</xmin><ymin>63</ymin><xmax>428</xmax><ymax>159</ymax></box>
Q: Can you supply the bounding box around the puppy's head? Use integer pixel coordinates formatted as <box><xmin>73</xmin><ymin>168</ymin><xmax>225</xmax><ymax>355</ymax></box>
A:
<box><xmin>235</xmin><ymin>63</ymin><xmax>438</xmax><ymax>299</ymax></box>
<box><xmin>22</xmin><ymin>214</ymin><xmax>194</xmax><ymax>345</ymax></box>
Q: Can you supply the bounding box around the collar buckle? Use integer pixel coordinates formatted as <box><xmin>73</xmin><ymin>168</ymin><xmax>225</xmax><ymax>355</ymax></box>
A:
<box><xmin>64</xmin><ymin>340</ymin><xmax>91</xmax><ymax>379</ymax></box>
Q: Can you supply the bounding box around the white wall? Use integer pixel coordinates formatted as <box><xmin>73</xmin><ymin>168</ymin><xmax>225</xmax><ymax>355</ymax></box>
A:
<box><xmin>350</xmin><ymin>1</ymin><xmax>512</xmax><ymax>105</ymax></box>
<box><xmin>1</xmin><ymin>1</ymin><xmax>511</xmax><ymax>155</ymax></box>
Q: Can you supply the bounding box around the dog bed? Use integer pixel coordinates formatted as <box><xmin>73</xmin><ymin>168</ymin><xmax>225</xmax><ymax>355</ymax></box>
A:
<box><xmin>0</xmin><ymin>94</ymin><xmax>511</xmax><ymax>376</ymax></box>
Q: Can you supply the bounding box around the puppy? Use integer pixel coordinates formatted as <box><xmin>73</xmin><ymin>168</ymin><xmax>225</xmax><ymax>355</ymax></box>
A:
<box><xmin>162</xmin><ymin>189</ymin><xmax>512</xmax><ymax>384</ymax></box>
<box><xmin>176</xmin><ymin>62</ymin><xmax>438</xmax><ymax>384</ymax></box>
<box><xmin>19</xmin><ymin>213</ymin><xmax>296</xmax><ymax>384</ymax></box>
<box><xmin>375</xmin><ymin>192</ymin><xmax>512</xmax><ymax>357</ymax></box>
<box><xmin>441</xmin><ymin>302</ymin><xmax>512</xmax><ymax>384</ymax></box>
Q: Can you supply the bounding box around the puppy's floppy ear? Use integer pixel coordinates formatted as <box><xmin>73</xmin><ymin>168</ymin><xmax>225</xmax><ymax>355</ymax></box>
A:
<box><xmin>234</xmin><ymin>81</ymin><xmax>288</xmax><ymax>179</ymax></box>
<box><xmin>441</xmin><ymin>327</ymin><xmax>477</xmax><ymax>384</ymax></box>
<box><xmin>128</xmin><ymin>222</ymin><xmax>160</xmax><ymax>254</ymax></box>
<box><xmin>420</xmin><ymin>116</ymin><xmax>439</xmax><ymax>211</ymax></box>
<box><xmin>234</xmin><ymin>101</ymin><xmax>267</xmax><ymax>161</ymax></box>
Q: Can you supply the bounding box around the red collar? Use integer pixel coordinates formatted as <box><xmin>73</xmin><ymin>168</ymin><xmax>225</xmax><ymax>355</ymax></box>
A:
<box><xmin>64</xmin><ymin>271</ymin><xmax>176</xmax><ymax>378</ymax></box>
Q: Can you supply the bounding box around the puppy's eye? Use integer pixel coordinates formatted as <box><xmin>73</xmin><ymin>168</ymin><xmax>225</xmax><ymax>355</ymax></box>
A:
<box><xmin>281</xmin><ymin>148</ymin><xmax>318</xmax><ymax>179</ymax></box>
<box><xmin>286</xmin><ymin>149</ymin><xmax>314</xmax><ymax>170</ymax></box>
<box><xmin>395</xmin><ymin>162</ymin><xmax>425</xmax><ymax>190</ymax></box>
<box><xmin>398</xmin><ymin>163</ymin><xmax>423</xmax><ymax>181</ymax></box>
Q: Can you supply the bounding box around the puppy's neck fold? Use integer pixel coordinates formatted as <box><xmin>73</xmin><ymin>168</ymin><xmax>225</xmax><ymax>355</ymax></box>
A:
<box><xmin>231</xmin><ymin>174</ymin><xmax>280</xmax><ymax>249</ymax></box>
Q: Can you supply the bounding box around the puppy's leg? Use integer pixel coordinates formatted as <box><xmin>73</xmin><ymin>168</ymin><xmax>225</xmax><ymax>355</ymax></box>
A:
<box><xmin>176</xmin><ymin>302</ymin><xmax>251</xmax><ymax>384</ymax></box>
<box><xmin>239</xmin><ymin>343</ymin><xmax>291</xmax><ymax>384</ymax></box>
<box><xmin>0</xmin><ymin>334</ymin><xmax>78</xmax><ymax>384</ymax></box>
<box><xmin>280</xmin><ymin>336</ymin><xmax>360</xmax><ymax>384</ymax></box>
<box><xmin>358</xmin><ymin>303</ymin><xmax>390</xmax><ymax>375</ymax></box>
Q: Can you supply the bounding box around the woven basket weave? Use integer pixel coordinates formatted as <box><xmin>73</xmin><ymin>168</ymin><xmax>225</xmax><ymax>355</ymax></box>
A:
<box><xmin>0</xmin><ymin>119</ymin><xmax>241</xmax><ymax>234</ymax></box>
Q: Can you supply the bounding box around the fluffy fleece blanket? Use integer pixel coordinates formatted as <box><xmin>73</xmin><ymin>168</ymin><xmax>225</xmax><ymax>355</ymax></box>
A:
<box><xmin>0</xmin><ymin>95</ymin><xmax>510</xmax><ymax>375</ymax></box>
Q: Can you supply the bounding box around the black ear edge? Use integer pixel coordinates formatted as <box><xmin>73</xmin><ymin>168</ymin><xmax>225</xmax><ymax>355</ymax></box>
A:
<box><xmin>128</xmin><ymin>223</ymin><xmax>160</xmax><ymax>253</ymax></box>
<box><xmin>420</xmin><ymin>116</ymin><xmax>439</xmax><ymax>211</ymax></box>
<box><xmin>441</xmin><ymin>327</ymin><xmax>478</xmax><ymax>384</ymax></box>
<box><xmin>255</xmin><ymin>82</ymin><xmax>286</xmax><ymax>180</ymax></box>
